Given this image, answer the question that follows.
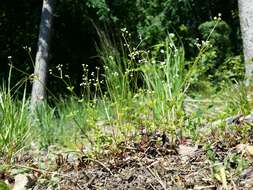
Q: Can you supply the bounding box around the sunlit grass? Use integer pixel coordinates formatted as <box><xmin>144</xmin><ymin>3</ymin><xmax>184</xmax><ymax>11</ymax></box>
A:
<box><xmin>0</xmin><ymin>24</ymin><xmax>250</xmax><ymax>163</ymax></box>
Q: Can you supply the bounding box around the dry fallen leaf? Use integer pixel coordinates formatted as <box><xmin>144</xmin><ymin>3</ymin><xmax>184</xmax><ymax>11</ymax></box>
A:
<box><xmin>177</xmin><ymin>144</ymin><xmax>198</xmax><ymax>162</ymax></box>
<box><xmin>236</xmin><ymin>144</ymin><xmax>253</xmax><ymax>157</ymax></box>
<box><xmin>236</xmin><ymin>144</ymin><xmax>248</xmax><ymax>152</ymax></box>
<box><xmin>13</xmin><ymin>174</ymin><xmax>28</xmax><ymax>190</ymax></box>
<box><xmin>246</xmin><ymin>146</ymin><xmax>253</xmax><ymax>156</ymax></box>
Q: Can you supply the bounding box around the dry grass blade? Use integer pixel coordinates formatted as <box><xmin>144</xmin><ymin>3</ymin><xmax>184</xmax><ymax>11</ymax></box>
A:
<box><xmin>84</xmin><ymin>158</ymin><xmax>113</xmax><ymax>175</ymax></box>
<box><xmin>194</xmin><ymin>185</ymin><xmax>216</xmax><ymax>189</ymax></box>
<box><xmin>146</xmin><ymin>167</ymin><xmax>167</xmax><ymax>190</ymax></box>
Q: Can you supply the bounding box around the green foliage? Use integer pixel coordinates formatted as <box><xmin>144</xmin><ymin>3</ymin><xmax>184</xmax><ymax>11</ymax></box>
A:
<box><xmin>225</xmin><ymin>153</ymin><xmax>250</xmax><ymax>175</ymax></box>
<box><xmin>139</xmin><ymin>38</ymin><xmax>187</xmax><ymax>122</ymax></box>
<box><xmin>0</xmin><ymin>1</ymin><xmax>251</xmax><ymax>174</ymax></box>
<box><xmin>33</xmin><ymin>104</ymin><xmax>59</xmax><ymax>148</ymax></box>
<box><xmin>0</xmin><ymin>181</ymin><xmax>10</xmax><ymax>190</ymax></box>
<box><xmin>0</xmin><ymin>86</ymin><xmax>31</xmax><ymax>162</ymax></box>
<box><xmin>215</xmin><ymin>56</ymin><xmax>244</xmax><ymax>82</ymax></box>
<box><xmin>0</xmin><ymin>0</ymin><xmax>242</xmax><ymax>95</ymax></box>
<box><xmin>191</xmin><ymin>20</ymin><xmax>245</xmax><ymax>85</ymax></box>
<box><xmin>199</xmin><ymin>20</ymin><xmax>231</xmax><ymax>51</ymax></box>
<box><xmin>97</xmin><ymin>30</ymin><xmax>133</xmax><ymax>102</ymax></box>
<box><xmin>85</xmin><ymin>0</ymin><xmax>110</xmax><ymax>21</ymax></box>
<box><xmin>221</xmin><ymin>83</ymin><xmax>250</xmax><ymax>115</ymax></box>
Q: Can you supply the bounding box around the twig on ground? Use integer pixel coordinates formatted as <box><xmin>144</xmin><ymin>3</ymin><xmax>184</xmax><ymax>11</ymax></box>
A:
<box><xmin>230</xmin><ymin>173</ymin><xmax>238</xmax><ymax>190</ymax></box>
<box><xmin>84</xmin><ymin>174</ymin><xmax>97</xmax><ymax>188</ymax></box>
<box><xmin>185</xmin><ymin>162</ymin><xmax>223</xmax><ymax>178</ymax></box>
<box><xmin>84</xmin><ymin>158</ymin><xmax>113</xmax><ymax>175</ymax></box>
<box><xmin>146</xmin><ymin>167</ymin><xmax>167</xmax><ymax>190</ymax></box>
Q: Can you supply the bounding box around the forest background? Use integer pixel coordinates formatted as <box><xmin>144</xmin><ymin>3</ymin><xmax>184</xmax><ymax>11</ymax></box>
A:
<box><xmin>0</xmin><ymin>0</ymin><xmax>244</xmax><ymax>96</ymax></box>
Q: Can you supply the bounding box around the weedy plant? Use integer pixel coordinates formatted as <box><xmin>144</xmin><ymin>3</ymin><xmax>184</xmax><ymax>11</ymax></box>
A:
<box><xmin>222</xmin><ymin>82</ymin><xmax>251</xmax><ymax>116</ymax></box>
<box><xmin>0</xmin><ymin>67</ymin><xmax>31</xmax><ymax>163</ymax></box>
<box><xmin>0</xmin><ymin>16</ymin><xmax>229</xmax><ymax>159</ymax></box>
<box><xmin>139</xmin><ymin>37</ymin><xmax>186</xmax><ymax>125</ymax></box>
<box><xmin>93</xmin><ymin>27</ymin><xmax>215</xmax><ymax>137</ymax></box>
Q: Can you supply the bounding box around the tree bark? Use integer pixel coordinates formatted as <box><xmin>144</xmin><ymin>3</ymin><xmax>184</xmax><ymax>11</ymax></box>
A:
<box><xmin>238</xmin><ymin>0</ymin><xmax>253</xmax><ymax>84</ymax></box>
<box><xmin>31</xmin><ymin>0</ymin><xmax>54</xmax><ymax>108</ymax></box>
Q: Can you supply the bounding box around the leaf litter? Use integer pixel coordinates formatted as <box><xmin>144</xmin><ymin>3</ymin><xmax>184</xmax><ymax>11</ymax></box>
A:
<box><xmin>1</xmin><ymin>119</ymin><xmax>253</xmax><ymax>189</ymax></box>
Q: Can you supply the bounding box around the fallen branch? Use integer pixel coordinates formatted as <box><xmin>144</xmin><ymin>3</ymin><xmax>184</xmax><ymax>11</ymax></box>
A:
<box><xmin>200</xmin><ymin>113</ymin><xmax>253</xmax><ymax>133</ymax></box>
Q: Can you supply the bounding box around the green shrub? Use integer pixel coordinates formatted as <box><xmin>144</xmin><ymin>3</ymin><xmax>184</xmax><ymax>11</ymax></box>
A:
<box><xmin>196</xmin><ymin>20</ymin><xmax>244</xmax><ymax>85</ymax></box>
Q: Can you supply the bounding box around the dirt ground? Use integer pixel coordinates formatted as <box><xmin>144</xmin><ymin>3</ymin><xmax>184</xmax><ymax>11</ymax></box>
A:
<box><xmin>2</xmin><ymin>127</ymin><xmax>253</xmax><ymax>190</ymax></box>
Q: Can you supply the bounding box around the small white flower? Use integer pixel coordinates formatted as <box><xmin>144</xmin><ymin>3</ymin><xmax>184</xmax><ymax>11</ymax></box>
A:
<box><xmin>139</xmin><ymin>34</ymin><xmax>142</xmax><ymax>40</ymax></box>
<box><xmin>113</xmin><ymin>72</ymin><xmax>119</xmax><ymax>77</ymax></box>
<box><xmin>121</xmin><ymin>28</ymin><xmax>127</xmax><ymax>32</ymax></box>
<box><xmin>169</xmin><ymin>33</ymin><xmax>175</xmax><ymax>38</ymax></box>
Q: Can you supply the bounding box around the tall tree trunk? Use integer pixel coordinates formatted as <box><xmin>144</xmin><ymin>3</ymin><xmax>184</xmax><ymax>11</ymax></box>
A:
<box><xmin>31</xmin><ymin>0</ymin><xmax>54</xmax><ymax>108</ymax></box>
<box><xmin>238</xmin><ymin>0</ymin><xmax>253</xmax><ymax>84</ymax></box>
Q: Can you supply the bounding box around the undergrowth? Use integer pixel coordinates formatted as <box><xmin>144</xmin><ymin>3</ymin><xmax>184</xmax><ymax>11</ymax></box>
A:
<box><xmin>0</xmin><ymin>20</ymin><xmax>251</xmax><ymax>165</ymax></box>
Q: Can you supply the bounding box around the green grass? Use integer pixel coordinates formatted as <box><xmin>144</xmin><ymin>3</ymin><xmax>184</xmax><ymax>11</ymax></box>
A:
<box><xmin>0</xmin><ymin>28</ymin><xmax>251</xmax><ymax>164</ymax></box>
<box><xmin>0</xmin><ymin>85</ymin><xmax>31</xmax><ymax>163</ymax></box>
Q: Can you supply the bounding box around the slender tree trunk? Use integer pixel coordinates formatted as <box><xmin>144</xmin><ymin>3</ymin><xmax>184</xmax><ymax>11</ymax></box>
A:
<box><xmin>31</xmin><ymin>0</ymin><xmax>54</xmax><ymax>108</ymax></box>
<box><xmin>238</xmin><ymin>0</ymin><xmax>253</xmax><ymax>84</ymax></box>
